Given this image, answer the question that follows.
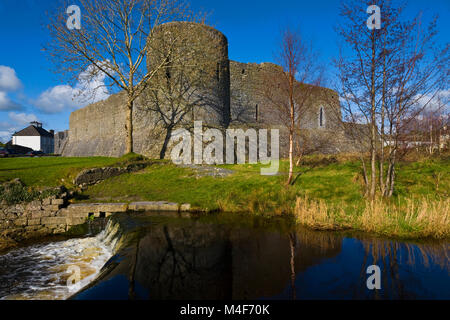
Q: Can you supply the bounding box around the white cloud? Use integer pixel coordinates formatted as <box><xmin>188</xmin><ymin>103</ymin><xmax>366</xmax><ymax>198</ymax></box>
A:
<box><xmin>0</xmin><ymin>91</ymin><xmax>22</xmax><ymax>111</ymax></box>
<box><xmin>0</xmin><ymin>65</ymin><xmax>22</xmax><ymax>92</ymax></box>
<box><xmin>0</xmin><ymin>131</ymin><xmax>13</xmax><ymax>143</ymax></box>
<box><xmin>34</xmin><ymin>85</ymin><xmax>80</xmax><ymax>114</ymax></box>
<box><xmin>414</xmin><ymin>89</ymin><xmax>450</xmax><ymax>114</ymax></box>
<box><xmin>0</xmin><ymin>112</ymin><xmax>39</xmax><ymax>143</ymax></box>
<box><xmin>0</xmin><ymin>66</ymin><xmax>23</xmax><ymax>111</ymax></box>
<box><xmin>8</xmin><ymin>112</ymin><xmax>39</xmax><ymax>126</ymax></box>
<box><xmin>35</xmin><ymin>63</ymin><xmax>111</xmax><ymax>114</ymax></box>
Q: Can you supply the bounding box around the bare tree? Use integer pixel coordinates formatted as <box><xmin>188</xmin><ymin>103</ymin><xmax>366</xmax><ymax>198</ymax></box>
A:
<box><xmin>336</xmin><ymin>0</ymin><xmax>448</xmax><ymax>198</ymax></box>
<box><xmin>261</xmin><ymin>27</ymin><xmax>323</xmax><ymax>185</ymax></box>
<box><xmin>381</xmin><ymin>12</ymin><xmax>448</xmax><ymax>196</ymax></box>
<box><xmin>44</xmin><ymin>0</ymin><xmax>203</xmax><ymax>154</ymax></box>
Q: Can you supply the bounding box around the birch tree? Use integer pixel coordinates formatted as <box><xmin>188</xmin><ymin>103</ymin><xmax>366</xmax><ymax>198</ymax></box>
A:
<box><xmin>262</xmin><ymin>27</ymin><xmax>323</xmax><ymax>185</ymax></box>
<box><xmin>336</xmin><ymin>0</ymin><xmax>448</xmax><ymax>198</ymax></box>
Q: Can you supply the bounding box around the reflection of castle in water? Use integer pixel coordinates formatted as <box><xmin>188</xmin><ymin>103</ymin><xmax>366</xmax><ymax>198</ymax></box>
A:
<box><xmin>74</xmin><ymin>214</ymin><xmax>450</xmax><ymax>300</ymax></box>
<box><xmin>76</xmin><ymin>215</ymin><xmax>343</xmax><ymax>300</ymax></box>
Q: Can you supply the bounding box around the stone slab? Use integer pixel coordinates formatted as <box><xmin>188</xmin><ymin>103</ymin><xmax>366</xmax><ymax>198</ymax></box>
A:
<box><xmin>42</xmin><ymin>217</ymin><xmax>67</xmax><ymax>226</ymax></box>
<box><xmin>129</xmin><ymin>201</ymin><xmax>180</xmax><ymax>212</ymax></box>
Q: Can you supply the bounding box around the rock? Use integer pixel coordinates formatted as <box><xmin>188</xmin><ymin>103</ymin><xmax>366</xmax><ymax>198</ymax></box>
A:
<box><xmin>73</xmin><ymin>163</ymin><xmax>149</xmax><ymax>187</ymax></box>
<box><xmin>26</xmin><ymin>201</ymin><xmax>42</xmax><ymax>211</ymax></box>
<box><xmin>30</xmin><ymin>211</ymin><xmax>45</xmax><ymax>219</ymax></box>
<box><xmin>52</xmin><ymin>226</ymin><xmax>66</xmax><ymax>234</ymax></box>
<box><xmin>73</xmin><ymin>167</ymin><xmax>126</xmax><ymax>186</ymax></box>
<box><xmin>96</xmin><ymin>203</ymin><xmax>128</xmax><ymax>213</ymax></box>
<box><xmin>27</xmin><ymin>218</ymin><xmax>41</xmax><ymax>226</ymax></box>
<box><xmin>180</xmin><ymin>203</ymin><xmax>191</xmax><ymax>212</ymax></box>
<box><xmin>129</xmin><ymin>201</ymin><xmax>180</xmax><ymax>212</ymax></box>
<box><xmin>51</xmin><ymin>199</ymin><xmax>65</xmax><ymax>206</ymax></box>
<box><xmin>0</xmin><ymin>236</ymin><xmax>18</xmax><ymax>252</ymax></box>
<box><xmin>46</xmin><ymin>204</ymin><xmax>62</xmax><ymax>211</ymax></box>
<box><xmin>66</xmin><ymin>217</ymin><xmax>86</xmax><ymax>226</ymax></box>
<box><xmin>41</xmin><ymin>217</ymin><xmax>67</xmax><ymax>226</ymax></box>
<box><xmin>14</xmin><ymin>218</ymin><xmax>27</xmax><ymax>226</ymax></box>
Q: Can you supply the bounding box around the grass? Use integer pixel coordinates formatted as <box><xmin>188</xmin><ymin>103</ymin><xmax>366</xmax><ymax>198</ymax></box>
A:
<box><xmin>0</xmin><ymin>156</ymin><xmax>132</xmax><ymax>188</ymax></box>
<box><xmin>0</xmin><ymin>153</ymin><xmax>448</xmax><ymax>239</ymax></box>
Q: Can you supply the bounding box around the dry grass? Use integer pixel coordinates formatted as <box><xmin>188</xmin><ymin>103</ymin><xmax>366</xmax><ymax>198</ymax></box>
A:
<box><xmin>294</xmin><ymin>197</ymin><xmax>349</xmax><ymax>230</ymax></box>
<box><xmin>295</xmin><ymin>196</ymin><xmax>450</xmax><ymax>239</ymax></box>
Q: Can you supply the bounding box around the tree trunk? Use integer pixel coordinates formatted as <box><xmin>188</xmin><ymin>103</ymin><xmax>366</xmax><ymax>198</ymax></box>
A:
<box><xmin>360</xmin><ymin>156</ymin><xmax>369</xmax><ymax>196</ymax></box>
<box><xmin>387</xmin><ymin>149</ymin><xmax>397</xmax><ymax>197</ymax></box>
<box><xmin>160</xmin><ymin>127</ymin><xmax>173</xmax><ymax>160</ymax></box>
<box><xmin>380</xmin><ymin>43</ymin><xmax>387</xmax><ymax>196</ymax></box>
<box><xmin>388</xmin><ymin>164</ymin><xmax>396</xmax><ymax>197</ymax></box>
<box><xmin>287</xmin><ymin>131</ymin><xmax>294</xmax><ymax>185</ymax></box>
<box><xmin>287</xmin><ymin>73</ymin><xmax>295</xmax><ymax>186</ymax></box>
<box><xmin>369</xmin><ymin>30</ymin><xmax>377</xmax><ymax>200</ymax></box>
<box><xmin>126</xmin><ymin>99</ymin><xmax>134</xmax><ymax>154</ymax></box>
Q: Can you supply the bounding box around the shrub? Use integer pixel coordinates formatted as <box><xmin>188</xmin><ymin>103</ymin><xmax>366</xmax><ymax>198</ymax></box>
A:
<box><xmin>0</xmin><ymin>180</ymin><xmax>61</xmax><ymax>205</ymax></box>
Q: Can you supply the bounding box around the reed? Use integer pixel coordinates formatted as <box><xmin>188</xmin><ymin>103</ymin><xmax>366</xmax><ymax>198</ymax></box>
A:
<box><xmin>294</xmin><ymin>196</ymin><xmax>450</xmax><ymax>239</ymax></box>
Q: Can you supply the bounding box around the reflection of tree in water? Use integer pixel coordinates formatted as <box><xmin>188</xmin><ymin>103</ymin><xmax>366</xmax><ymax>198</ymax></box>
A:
<box><xmin>358</xmin><ymin>238</ymin><xmax>449</xmax><ymax>299</ymax></box>
<box><xmin>289</xmin><ymin>232</ymin><xmax>297</xmax><ymax>300</ymax></box>
<box><xmin>154</xmin><ymin>226</ymin><xmax>199</xmax><ymax>295</ymax></box>
<box><xmin>130</xmin><ymin>222</ymin><xmax>233</xmax><ymax>300</ymax></box>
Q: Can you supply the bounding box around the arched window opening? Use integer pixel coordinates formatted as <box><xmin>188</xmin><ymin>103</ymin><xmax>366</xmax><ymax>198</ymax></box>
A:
<box><xmin>165</xmin><ymin>54</ymin><xmax>172</xmax><ymax>80</ymax></box>
<box><xmin>319</xmin><ymin>107</ymin><xmax>325</xmax><ymax>128</ymax></box>
<box><xmin>216</xmin><ymin>62</ymin><xmax>220</xmax><ymax>81</ymax></box>
<box><xmin>255</xmin><ymin>104</ymin><xmax>259</xmax><ymax>122</ymax></box>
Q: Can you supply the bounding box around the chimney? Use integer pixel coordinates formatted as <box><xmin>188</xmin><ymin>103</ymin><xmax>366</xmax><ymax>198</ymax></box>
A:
<box><xmin>50</xmin><ymin>130</ymin><xmax>55</xmax><ymax>136</ymax></box>
<box><xmin>31</xmin><ymin>121</ymin><xmax>42</xmax><ymax>128</ymax></box>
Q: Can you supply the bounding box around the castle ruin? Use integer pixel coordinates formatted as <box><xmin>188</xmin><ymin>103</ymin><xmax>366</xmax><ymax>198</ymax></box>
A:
<box><xmin>59</xmin><ymin>22</ymin><xmax>360</xmax><ymax>158</ymax></box>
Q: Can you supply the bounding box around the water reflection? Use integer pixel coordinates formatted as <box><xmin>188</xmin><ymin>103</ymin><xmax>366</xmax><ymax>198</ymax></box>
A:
<box><xmin>73</xmin><ymin>213</ymin><xmax>449</xmax><ymax>300</ymax></box>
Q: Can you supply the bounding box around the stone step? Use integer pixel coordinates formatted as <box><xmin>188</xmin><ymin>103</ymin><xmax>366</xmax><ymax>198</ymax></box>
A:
<box><xmin>65</xmin><ymin>202</ymin><xmax>191</xmax><ymax>215</ymax></box>
<box><xmin>128</xmin><ymin>201</ymin><xmax>180</xmax><ymax>212</ymax></box>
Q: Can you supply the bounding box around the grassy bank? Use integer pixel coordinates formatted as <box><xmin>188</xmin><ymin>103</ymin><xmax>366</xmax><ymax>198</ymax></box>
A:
<box><xmin>0</xmin><ymin>153</ymin><xmax>145</xmax><ymax>187</ymax></box>
<box><xmin>1</xmin><ymin>154</ymin><xmax>448</xmax><ymax>239</ymax></box>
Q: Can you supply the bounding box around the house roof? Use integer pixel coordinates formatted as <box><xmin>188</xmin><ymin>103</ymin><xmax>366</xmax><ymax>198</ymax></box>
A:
<box><xmin>13</xmin><ymin>125</ymin><xmax>54</xmax><ymax>138</ymax></box>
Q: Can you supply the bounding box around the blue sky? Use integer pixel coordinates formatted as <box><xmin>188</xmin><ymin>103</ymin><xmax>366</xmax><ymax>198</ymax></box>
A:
<box><xmin>0</xmin><ymin>0</ymin><xmax>448</xmax><ymax>142</ymax></box>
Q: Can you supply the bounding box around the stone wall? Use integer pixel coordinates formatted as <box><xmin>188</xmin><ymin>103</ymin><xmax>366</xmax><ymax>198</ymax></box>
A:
<box><xmin>63</xmin><ymin>93</ymin><xmax>128</xmax><ymax>157</ymax></box>
<box><xmin>0</xmin><ymin>198</ymin><xmax>193</xmax><ymax>252</ymax></box>
<box><xmin>54</xmin><ymin>130</ymin><xmax>69</xmax><ymax>155</ymax></box>
<box><xmin>0</xmin><ymin>193</ymin><xmax>72</xmax><ymax>248</ymax></box>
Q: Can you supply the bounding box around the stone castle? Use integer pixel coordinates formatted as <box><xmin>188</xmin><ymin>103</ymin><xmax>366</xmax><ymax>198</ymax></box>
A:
<box><xmin>58</xmin><ymin>22</ymin><xmax>360</xmax><ymax>158</ymax></box>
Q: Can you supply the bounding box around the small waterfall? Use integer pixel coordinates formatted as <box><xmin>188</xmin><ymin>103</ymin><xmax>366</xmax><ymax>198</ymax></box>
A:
<box><xmin>0</xmin><ymin>216</ymin><xmax>125</xmax><ymax>300</ymax></box>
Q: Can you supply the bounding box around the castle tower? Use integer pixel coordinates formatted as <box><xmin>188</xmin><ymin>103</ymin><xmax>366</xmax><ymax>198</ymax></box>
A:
<box><xmin>147</xmin><ymin>22</ymin><xmax>231</xmax><ymax>128</ymax></box>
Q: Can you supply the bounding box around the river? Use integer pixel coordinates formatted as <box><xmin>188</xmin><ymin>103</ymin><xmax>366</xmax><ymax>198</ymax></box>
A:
<box><xmin>0</xmin><ymin>212</ymin><xmax>449</xmax><ymax>300</ymax></box>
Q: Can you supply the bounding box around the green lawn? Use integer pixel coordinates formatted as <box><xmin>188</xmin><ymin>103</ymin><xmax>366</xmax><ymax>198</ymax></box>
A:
<box><xmin>0</xmin><ymin>157</ymin><xmax>118</xmax><ymax>188</ymax></box>
<box><xmin>0</xmin><ymin>155</ymin><xmax>448</xmax><ymax>212</ymax></box>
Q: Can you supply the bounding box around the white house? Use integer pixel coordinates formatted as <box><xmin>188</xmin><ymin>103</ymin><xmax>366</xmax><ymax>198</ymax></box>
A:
<box><xmin>12</xmin><ymin>122</ymin><xmax>54</xmax><ymax>154</ymax></box>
